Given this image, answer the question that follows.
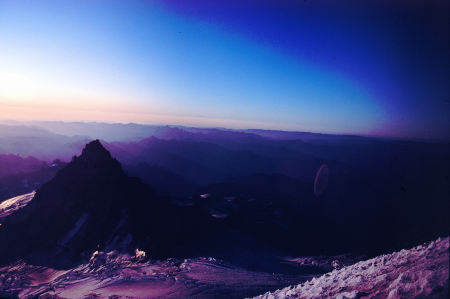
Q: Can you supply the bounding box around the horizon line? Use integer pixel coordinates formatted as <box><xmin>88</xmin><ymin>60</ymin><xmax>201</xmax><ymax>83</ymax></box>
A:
<box><xmin>1</xmin><ymin>118</ymin><xmax>447</xmax><ymax>144</ymax></box>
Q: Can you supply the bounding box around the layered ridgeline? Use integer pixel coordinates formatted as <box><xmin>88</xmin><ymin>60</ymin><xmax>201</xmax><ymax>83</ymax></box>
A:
<box><xmin>0</xmin><ymin>140</ymin><xmax>212</xmax><ymax>267</ymax></box>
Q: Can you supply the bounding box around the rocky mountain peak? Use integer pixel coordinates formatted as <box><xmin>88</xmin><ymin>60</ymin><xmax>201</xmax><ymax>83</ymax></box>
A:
<box><xmin>80</xmin><ymin>139</ymin><xmax>112</xmax><ymax>161</ymax></box>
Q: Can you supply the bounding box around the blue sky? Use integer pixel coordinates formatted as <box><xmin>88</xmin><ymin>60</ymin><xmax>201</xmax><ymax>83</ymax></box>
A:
<box><xmin>0</xmin><ymin>0</ymin><xmax>448</xmax><ymax>139</ymax></box>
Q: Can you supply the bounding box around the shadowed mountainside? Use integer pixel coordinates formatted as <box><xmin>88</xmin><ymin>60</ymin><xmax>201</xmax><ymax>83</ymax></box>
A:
<box><xmin>0</xmin><ymin>141</ymin><xmax>215</xmax><ymax>268</ymax></box>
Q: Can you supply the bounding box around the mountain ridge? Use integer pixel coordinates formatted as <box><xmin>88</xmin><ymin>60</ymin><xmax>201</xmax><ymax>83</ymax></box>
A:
<box><xmin>0</xmin><ymin>140</ymin><xmax>169</xmax><ymax>267</ymax></box>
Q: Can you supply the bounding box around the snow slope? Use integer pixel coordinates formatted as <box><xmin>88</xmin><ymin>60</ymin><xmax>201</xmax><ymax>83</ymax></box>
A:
<box><xmin>253</xmin><ymin>237</ymin><xmax>449</xmax><ymax>299</ymax></box>
<box><xmin>0</xmin><ymin>251</ymin><xmax>316</xmax><ymax>298</ymax></box>
<box><xmin>0</xmin><ymin>237</ymin><xmax>447</xmax><ymax>298</ymax></box>
<box><xmin>0</xmin><ymin>192</ymin><xmax>35</xmax><ymax>220</ymax></box>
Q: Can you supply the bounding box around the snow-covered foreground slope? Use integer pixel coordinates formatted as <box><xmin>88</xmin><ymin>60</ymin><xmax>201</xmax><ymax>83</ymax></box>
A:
<box><xmin>253</xmin><ymin>237</ymin><xmax>449</xmax><ymax>299</ymax></box>
<box><xmin>0</xmin><ymin>192</ymin><xmax>35</xmax><ymax>220</ymax></box>
<box><xmin>0</xmin><ymin>251</ymin><xmax>320</xmax><ymax>298</ymax></box>
<box><xmin>0</xmin><ymin>237</ymin><xmax>447</xmax><ymax>298</ymax></box>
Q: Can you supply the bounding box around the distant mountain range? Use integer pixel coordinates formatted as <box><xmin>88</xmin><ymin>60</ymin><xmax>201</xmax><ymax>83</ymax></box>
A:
<box><xmin>0</xmin><ymin>154</ymin><xmax>66</xmax><ymax>201</ymax></box>
<box><xmin>0</xmin><ymin>124</ymin><xmax>89</xmax><ymax>160</ymax></box>
<box><xmin>0</xmin><ymin>122</ymin><xmax>448</xmax><ymax>267</ymax></box>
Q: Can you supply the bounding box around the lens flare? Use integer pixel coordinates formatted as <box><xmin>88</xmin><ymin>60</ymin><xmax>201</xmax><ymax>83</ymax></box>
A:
<box><xmin>314</xmin><ymin>164</ymin><xmax>329</xmax><ymax>197</ymax></box>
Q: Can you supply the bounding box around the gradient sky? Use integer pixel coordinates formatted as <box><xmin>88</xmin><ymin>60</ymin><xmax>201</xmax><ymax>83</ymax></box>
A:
<box><xmin>0</xmin><ymin>0</ymin><xmax>448</xmax><ymax>140</ymax></box>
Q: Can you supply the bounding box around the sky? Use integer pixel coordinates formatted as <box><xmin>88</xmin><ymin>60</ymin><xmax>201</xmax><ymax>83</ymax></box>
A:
<box><xmin>0</xmin><ymin>0</ymin><xmax>448</xmax><ymax>140</ymax></box>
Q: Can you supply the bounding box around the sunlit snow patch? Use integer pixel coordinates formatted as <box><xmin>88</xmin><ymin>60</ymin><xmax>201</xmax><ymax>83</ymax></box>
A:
<box><xmin>0</xmin><ymin>191</ymin><xmax>35</xmax><ymax>219</ymax></box>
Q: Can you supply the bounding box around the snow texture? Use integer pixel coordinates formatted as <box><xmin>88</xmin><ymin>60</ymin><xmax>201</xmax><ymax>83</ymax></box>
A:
<box><xmin>0</xmin><ymin>192</ymin><xmax>35</xmax><ymax>220</ymax></box>
<box><xmin>253</xmin><ymin>237</ymin><xmax>449</xmax><ymax>299</ymax></box>
<box><xmin>0</xmin><ymin>250</ymin><xmax>313</xmax><ymax>298</ymax></box>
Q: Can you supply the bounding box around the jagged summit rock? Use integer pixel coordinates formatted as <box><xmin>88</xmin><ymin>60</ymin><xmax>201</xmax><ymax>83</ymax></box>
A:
<box><xmin>79</xmin><ymin>139</ymin><xmax>113</xmax><ymax>161</ymax></box>
<box><xmin>70</xmin><ymin>139</ymin><xmax>123</xmax><ymax>176</ymax></box>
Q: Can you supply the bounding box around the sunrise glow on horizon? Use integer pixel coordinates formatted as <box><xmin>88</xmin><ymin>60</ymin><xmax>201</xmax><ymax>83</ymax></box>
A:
<box><xmin>1</xmin><ymin>0</ymin><xmax>449</xmax><ymax>140</ymax></box>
